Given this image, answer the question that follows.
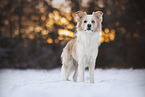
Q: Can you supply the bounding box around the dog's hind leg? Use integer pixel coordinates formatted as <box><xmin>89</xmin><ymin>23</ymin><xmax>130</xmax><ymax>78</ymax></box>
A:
<box><xmin>61</xmin><ymin>65</ymin><xmax>70</xmax><ymax>81</ymax></box>
<box><xmin>61</xmin><ymin>60</ymin><xmax>74</xmax><ymax>81</ymax></box>
<box><xmin>73</xmin><ymin>60</ymin><xmax>78</xmax><ymax>82</ymax></box>
<box><xmin>73</xmin><ymin>67</ymin><xmax>78</xmax><ymax>82</ymax></box>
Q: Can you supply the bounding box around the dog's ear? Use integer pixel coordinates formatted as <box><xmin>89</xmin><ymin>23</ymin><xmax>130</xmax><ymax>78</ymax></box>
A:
<box><xmin>93</xmin><ymin>11</ymin><xmax>103</xmax><ymax>21</ymax></box>
<box><xmin>75</xmin><ymin>11</ymin><xmax>87</xmax><ymax>22</ymax></box>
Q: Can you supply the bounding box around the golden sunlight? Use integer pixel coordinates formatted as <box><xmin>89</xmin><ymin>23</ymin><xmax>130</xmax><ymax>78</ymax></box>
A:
<box><xmin>54</xmin><ymin>14</ymin><xmax>60</xmax><ymax>20</ymax></box>
<box><xmin>35</xmin><ymin>26</ymin><xmax>42</xmax><ymax>32</ymax></box>
<box><xmin>41</xmin><ymin>30</ymin><xmax>48</xmax><ymax>35</ymax></box>
<box><xmin>58</xmin><ymin>29</ymin><xmax>75</xmax><ymax>38</ymax></box>
<box><xmin>109</xmin><ymin>29</ymin><xmax>116</xmax><ymax>41</ymax></box>
<box><xmin>101</xmin><ymin>28</ymin><xmax>116</xmax><ymax>43</ymax></box>
<box><xmin>67</xmin><ymin>24</ymin><xmax>74</xmax><ymax>29</ymax></box>
<box><xmin>104</xmin><ymin>28</ymin><xmax>109</xmax><ymax>34</ymax></box>
<box><xmin>47</xmin><ymin>38</ymin><xmax>53</xmax><ymax>43</ymax></box>
<box><xmin>41</xmin><ymin>16</ymin><xmax>46</xmax><ymax>21</ymax></box>
<box><xmin>55</xmin><ymin>39</ymin><xmax>59</xmax><ymax>43</ymax></box>
<box><xmin>60</xmin><ymin>18</ymin><xmax>69</xmax><ymax>25</ymax></box>
<box><xmin>48</xmin><ymin>13</ymin><xmax>54</xmax><ymax>18</ymax></box>
<box><xmin>53</xmin><ymin>10</ymin><xmax>60</xmax><ymax>20</ymax></box>
<box><xmin>46</xmin><ymin>19</ymin><xmax>54</xmax><ymax>27</ymax></box>
<box><xmin>58</xmin><ymin>36</ymin><xmax>64</xmax><ymax>40</ymax></box>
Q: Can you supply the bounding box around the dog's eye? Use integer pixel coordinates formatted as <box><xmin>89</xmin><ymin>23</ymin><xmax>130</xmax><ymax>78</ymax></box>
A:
<box><xmin>84</xmin><ymin>20</ymin><xmax>87</xmax><ymax>23</ymax></box>
<box><xmin>91</xmin><ymin>20</ymin><xmax>95</xmax><ymax>23</ymax></box>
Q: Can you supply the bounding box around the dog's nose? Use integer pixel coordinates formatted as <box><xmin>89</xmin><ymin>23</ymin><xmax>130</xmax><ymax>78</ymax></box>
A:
<box><xmin>87</xmin><ymin>24</ymin><xmax>91</xmax><ymax>28</ymax></box>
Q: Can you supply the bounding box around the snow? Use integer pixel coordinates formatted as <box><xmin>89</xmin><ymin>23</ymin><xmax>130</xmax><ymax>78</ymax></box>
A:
<box><xmin>0</xmin><ymin>68</ymin><xmax>145</xmax><ymax>97</ymax></box>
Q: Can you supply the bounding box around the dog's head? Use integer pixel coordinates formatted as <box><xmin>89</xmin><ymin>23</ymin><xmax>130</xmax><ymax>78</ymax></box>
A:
<box><xmin>76</xmin><ymin>11</ymin><xmax>103</xmax><ymax>33</ymax></box>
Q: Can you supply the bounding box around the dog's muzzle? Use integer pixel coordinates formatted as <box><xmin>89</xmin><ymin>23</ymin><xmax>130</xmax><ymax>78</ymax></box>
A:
<box><xmin>87</xmin><ymin>24</ymin><xmax>91</xmax><ymax>30</ymax></box>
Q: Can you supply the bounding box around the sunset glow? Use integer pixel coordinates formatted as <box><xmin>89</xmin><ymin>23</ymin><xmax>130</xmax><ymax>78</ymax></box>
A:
<box><xmin>55</xmin><ymin>39</ymin><xmax>59</xmax><ymax>43</ymax></box>
<box><xmin>35</xmin><ymin>26</ymin><xmax>42</xmax><ymax>32</ymax></box>
<box><xmin>47</xmin><ymin>38</ymin><xmax>53</xmax><ymax>43</ymax></box>
<box><xmin>58</xmin><ymin>29</ymin><xmax>75</xmax><ymax>38</ymax></box>
<box><xmin>67</xmin><ymin>24</ymin><xmax>74</xmax><ymax>29</ymax></box>
<box><xmin>101</xmin><ymin>28</ymin><xmax>116</xmax><ymax>43</ymax></box>
<box><xmin>41</xmin><ymin>16</ymin><xmax>46</xmax><ymax>21</ymax></box>
<box><xmin>60</xmin><ymin>18</ymin><xmax>68</xmax><ymax>25</ymax></box>
<box><xmin>6</xmin><ymin>11</ymin><xmax>116</xmax><ymax>44</ymax></box>
<box><xmin>41</xmin><ymin>30</ymin><xmax>48</xmax><ymax>35</ymax></box>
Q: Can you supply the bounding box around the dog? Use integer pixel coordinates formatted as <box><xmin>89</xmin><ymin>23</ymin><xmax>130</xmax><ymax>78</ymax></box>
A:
<box><xmin>61</xmin><ymin>11</ymin><xmax>103</xmax><ymax>83</ymax></box>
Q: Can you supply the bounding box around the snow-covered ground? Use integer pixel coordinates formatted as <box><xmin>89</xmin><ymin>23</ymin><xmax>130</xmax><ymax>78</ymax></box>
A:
<box><xmin>0</xmin><ymin>68</ymin><xmax>145</xmax><ymax>97</ymax></box>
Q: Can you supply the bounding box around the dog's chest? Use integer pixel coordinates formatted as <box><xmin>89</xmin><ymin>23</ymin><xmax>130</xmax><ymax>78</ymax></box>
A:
<box><xmin>76</xmin><ymin>32</ymin><xmax>100</xmax><ymax>56</ymax></box>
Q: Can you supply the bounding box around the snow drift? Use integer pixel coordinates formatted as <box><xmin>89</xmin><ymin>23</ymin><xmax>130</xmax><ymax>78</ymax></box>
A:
<box><xmin>0</xmin><ymin>69</ymin><xmax>145</xmax><ymax>97</ymax></box>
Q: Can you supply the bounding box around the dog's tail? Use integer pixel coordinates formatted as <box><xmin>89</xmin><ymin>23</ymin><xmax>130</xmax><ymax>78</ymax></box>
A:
<box><xmin>61</xmin><ymin>39</ymin><xmax>75</xmax><ymax>67</ymax></box>
<box><xmin>61</xmin><ymin>47</ymin><xmax>70</xmax><ymax>81</ymax></box>
<box><xmin>61</xmin><ymin>48</ymin><xmax>68</xmax><ymax>67</ymax></box>
<box><xmin>61</xmin><ymin>39</ymin><xmax>76</xmax><ymax>80</ymax></box>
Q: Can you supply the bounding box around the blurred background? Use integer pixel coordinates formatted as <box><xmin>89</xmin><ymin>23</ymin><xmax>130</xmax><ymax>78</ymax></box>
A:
<box><xmin>0</xmin><ymin>0</ymin><xmax>145</xmax><ymax>69</ymax></box>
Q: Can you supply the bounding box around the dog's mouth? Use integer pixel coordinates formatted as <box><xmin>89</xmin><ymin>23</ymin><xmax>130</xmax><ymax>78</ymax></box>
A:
<box><xmin>87</xmin><ymin>27</ymin><xmax>91</xmax><ymax>30</ymax></box>
<box><xmin>85</xmin><ymin>28</ymin><xmax>93</xmax><ymax>32</ymax></box>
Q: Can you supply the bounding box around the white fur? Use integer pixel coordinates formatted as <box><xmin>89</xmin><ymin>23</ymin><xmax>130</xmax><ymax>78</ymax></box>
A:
<box><xmin>84</xmin><ymin>15</ymin><xmax>97</xmax><ymax>32</ymax></box>
<box><xmin>76</xmin><ymin>31</ymin><xmax>101</xmax><ymax>83</ymax></box>
<box><xmin>61</xmin><ymin>12</ymin><xmax>102</xmax><ymax>83</ymax></box>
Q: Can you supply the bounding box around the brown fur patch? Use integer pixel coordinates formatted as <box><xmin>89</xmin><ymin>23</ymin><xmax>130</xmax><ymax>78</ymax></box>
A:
<box><xmin>63</xmin><ymin>39</ymin><xmax>77</xmax><ymax>61</ymax></box>
<box><xmin>93</xmin><ymin>15</ymin><xmax>102</xmax><ymax>32</ymax></box>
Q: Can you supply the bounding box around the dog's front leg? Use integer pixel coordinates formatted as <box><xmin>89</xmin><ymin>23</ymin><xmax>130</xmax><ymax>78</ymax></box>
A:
<box><xmin>78</xmin><ymin>64</ymin><xmax>85</xmax><ymax>82</ymax></box>
<box><xmin>89</xmin><ymin>63</ymin><xmax>95</xmax><ymax>83</ymax></box>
